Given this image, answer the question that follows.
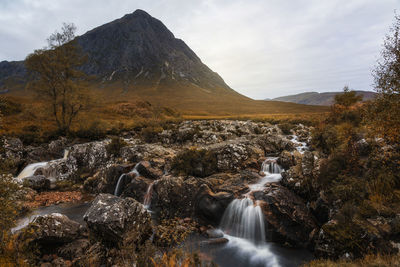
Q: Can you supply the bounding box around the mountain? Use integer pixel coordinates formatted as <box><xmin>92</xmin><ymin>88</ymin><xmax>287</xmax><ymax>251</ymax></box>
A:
<box><xmin>76</xmin><ymin>10</ymin><xmax>231</xmax><ymax>91</ymax></box>
<box><xmin>0</xmin><ymin>61</ymin><xmax>26</xmax><ymax>91</ymax></box>
<box><xmin>0</xmin><ymin>10</ymin><xmax>328</xmax><ymax>115</ymax></box>
<box><xmin>270</xmin><ymin>91</ymin><xmax>377</xmax><ymax>106</ymax></box>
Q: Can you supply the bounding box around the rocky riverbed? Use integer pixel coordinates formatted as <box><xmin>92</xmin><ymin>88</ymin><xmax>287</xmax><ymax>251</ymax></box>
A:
<box><xmin>2</xmin><ymin>120</ymin><xmax>397</xmax><ymax>266</ymax></box>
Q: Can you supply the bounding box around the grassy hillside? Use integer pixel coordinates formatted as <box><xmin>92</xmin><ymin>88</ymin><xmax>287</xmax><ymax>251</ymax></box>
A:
<box><xmin>1</xmin><ymin>82</ymin><xmax>328</xmax><ymax>144</ymax></box>
<box><xmin>272</xmin><ymin>91</ymin><xmax>376</xmax><ymax>106</ymax></box>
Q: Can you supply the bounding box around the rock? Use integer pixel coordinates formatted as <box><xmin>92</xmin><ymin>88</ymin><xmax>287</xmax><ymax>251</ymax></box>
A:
<box><xmin>68</xmin><ymin>140</ymin><xmax>110</xmax><ymax>172</ymax></box>
<box><xmin>120</xmin><ymin>175</ymin><xmax>152</xmax><ymax>201</ymax></box>
<box><xmin>136</xmin><ymin>161</ymin><xmax>163</xmax><ymax>179</ymax></box>
<box><xmin>113</xmin><ymin>172</ymin><xmax>136</xmax><ymax>196</ymax></box>
<box><xmin>355</xmin><ymin>138</ymin><xmax>370</xmax><ymax>156</ymax></box>
<box><xmin>35</xmin><ymin>157</ymin><xmax>78</xmax><ymax>182</ymax></box>
<box><xmin>280</xmin><ymin>151</ymin><xmax>321</xmax><ymax>199</ymax></box>
<box><xmin>200</xmin><ymin>237</ymin><xmax>229</xmax><ymax>246</ymax></box>
<box><xmin>301</xmin><ymin>151</ymin><xmax>314</xmax><ymax>177</ymax></box>
<box><xmin>151</xmin><ymin>176</ymin><xmax>203</xmax><ymax>217</ymax></box>
<box><xmin>83</xmin><ymin>164</ymin><xmax>134</xmax><ymax>194</ymax></box>
<box><xmin>19</xmin><ymin>213</ymin><xmax>83</xmax><ymax>245</ymax></box>
<box><xmin>0</xmin><ymin>137</ymin><xmax>24</xmax><ymax>173</ymax></box>
<box><xmin>310</xmin><ymin>194</ymin><xmax>331</xmax><ymax>224</ymax></box>
<box><xmin>195</xmin><ymin>184</ymin><xmax>234</xmax><ymax>225</ymax></box>
<box><xmin>23</xmin><ymin>175</ymin><xmax>50</xmax><ymax>191</ymax></box>
<box><xmin>278</xmin><ymin>150</ymin><xmax>295</xmax><ymax>170</ymax></box>
<box><xmin>48</xmin><ymin>138</ymin><xmax>68</xmax><ymax>158</ymax></box>
<box><xmin>205</xmin><ymin>229</ymin><xmax>224</xmax><ymax>238</ymax></box>
<box><xmin>214</xmin><ymin>142</ymin><xmax>252</xmax><ymax>172</ymax></box>
<box><xmin>84</xmin><ymin>194</ymin><xmax>152</xmax><ymax>244</ymax></box>
<box><xmin>253</xmin><ymin>184</ymin><xmax>318</xmax><ymax>248</ymax></box>
<box><xmin>57</xmin><ymin>239</ymin><xmax>90</xmax><ymax>261</ymax></box>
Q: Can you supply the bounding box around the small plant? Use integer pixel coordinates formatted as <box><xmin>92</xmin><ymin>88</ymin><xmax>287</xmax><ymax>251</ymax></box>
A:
<box><xmin>171</xmin><ymin>148</ymin><xmax>217</xmax><ymax>177</ymax></box>
<box><xmin>153</xmin><ymin>218</ymin><xmax>196</xmax><ymax>248</ymax></box>
<box><xmin>278</xmin><ymin>123</ymin><xmax>295</xmax><ymax>135</ymax></box>
<box><xmin>73</xmin><ymin>120</ymin><xmax>107</xmax><ymax>140</ymax></box>
<box><xmin>106</xmin><ymin>136</ymin><xmax>127</xmax><ymax>157</ymax></box>
<box><xmin>141</xmin><ymin>126</ymin><xmax>163</xmax><ymax>143</ymax></box>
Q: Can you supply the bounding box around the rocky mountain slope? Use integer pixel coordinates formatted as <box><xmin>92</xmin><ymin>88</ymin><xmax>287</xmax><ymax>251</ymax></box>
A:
<box><xmin>269</xmin><ymin>91</ymin><xmax>376</xmax><ymax>106</ymax></box>
<box><xmin>76</xmin><ymin>9</ymin><xmax>230</xmax><ymax>91</ymax></box>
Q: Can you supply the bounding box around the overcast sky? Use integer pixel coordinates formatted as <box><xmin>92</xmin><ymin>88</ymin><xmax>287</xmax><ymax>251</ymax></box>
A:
<box><xmin>0</xmin><ymin>0</ymin><xmax>398</xmax><ymax>99</ymax></box>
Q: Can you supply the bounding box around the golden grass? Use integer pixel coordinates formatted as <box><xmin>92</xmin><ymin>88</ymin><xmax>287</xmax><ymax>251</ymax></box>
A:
<box><xmin>303</xmin><ymin>254</ymin><xmax>400</xmax><ymax>267</ymax></box>
<box><xmin>1</xmin><ymin>81</ymin><xmax>329</xmax><ymax>139</ymax></box>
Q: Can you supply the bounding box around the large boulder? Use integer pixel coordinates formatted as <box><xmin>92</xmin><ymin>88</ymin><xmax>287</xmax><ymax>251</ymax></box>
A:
<box><xmin>83</xmin><ymin>194</ymin><xmax>152</xmax><ymax>244</ymax></box>
<box><xmin>151</xmin><ymin>176</ymin><xmax>203</xmax><ymax>217</ymax></box>
<box><xmin>280</xmin><ymin>151</ymin><xmax>321</xmax><ymax>199</ymax></box>
<box><xmin>253</xmin><ymin>183</ymin><xmax>318</xmax><ymax>248</ymax></box>
<box><xmin>68</xmin><ymin>140</ymin><xmax>110</xmax><ymax>172</ymax></box>
<box><xmin>19</xmin><ymin>213</ymin><xmax>83</xmax><ymax>245</ymax></box>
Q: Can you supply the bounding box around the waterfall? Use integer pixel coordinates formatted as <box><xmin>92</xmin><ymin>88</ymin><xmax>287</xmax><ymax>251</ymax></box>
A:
<box><xmin>143</xmin><ymin>181</ymin><xmax>155</xmax><ymax>208</ymax></box>
<box><xmin>248</xmin><ymin>158</ymin><xmax>283</xmax><ymax>192</ymax></box>
<box><xmin>290</xmin><ymin>135</ymin><xmax>308</xmax><ymax>154</ymax></box>
<box><xmin>261</xmin><ymin>158</ymin><xmax>282</xmax><ymax>174</ymax></box>
<box><xmin>220</xmin><ymin>198</ymin><xmax>266</xmax><ymax>244</ymax></box>
<box><xmin>16</xmin><ymin>162</ymin><xmax>49</xmax><ymax>181</ymax></box>
<box><xmin>219</xmin><ymin>158</ymin><xmax>283</xmax><ymax>247</ymax></box>
<box><xmin>114</xmin><ymin>163</ymin><xmax>140</xmax><ymax>196</ymax></box>
<box><xmin>16</xmin><ymin>149</ymin><xmax>71</xmax><ymax>181</ymax></box>
<box><xmin>63</xmin><ymin>149</ymin><xmax>70</xmax><ymax>159</ymax></box>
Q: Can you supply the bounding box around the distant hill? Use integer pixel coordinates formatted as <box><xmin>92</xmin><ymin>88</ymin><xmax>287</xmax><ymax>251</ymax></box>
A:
<box><xmin>270</xmin><ymin>91</ymin><xmax>377</xmax><ymax>106</ymax></box>
<box><xmin>0</xmin><ymin>10</ymin><xmax>328</xmax><ymax>115</ymax></box>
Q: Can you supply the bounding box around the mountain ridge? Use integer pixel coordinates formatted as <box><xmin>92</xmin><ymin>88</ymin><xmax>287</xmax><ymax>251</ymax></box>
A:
<box><xmin>269</xmin><ymin>90</ymin><xmax>376</xmax><ymax>106</ymax></box>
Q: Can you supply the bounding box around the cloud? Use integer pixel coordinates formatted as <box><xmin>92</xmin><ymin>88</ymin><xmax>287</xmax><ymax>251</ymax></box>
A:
<box><xmin>0</xmin><ymin>0</ymin><xmax>397</xmax><ymax>98</ymax></box>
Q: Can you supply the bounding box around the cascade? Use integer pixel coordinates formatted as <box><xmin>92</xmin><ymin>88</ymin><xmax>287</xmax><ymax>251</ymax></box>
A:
<box><xmin>248</xmin><ymin>157</ymin><xmax>283</xmax><ymax>192</ymax></box>
<box><xmin>219</xmin><ymin>158</ymin><xmax>283</xmax><ymax>246</ymax></box>
<box><xmin>143</xmin><ymin>181</ymin><xmax>155</xmax><ymax>208</ymax></box>
<box><xmin>16</xmin><ymin>162</ymin><xmax>49</xmax><ymax>181</ymax></box>
<box><xmin>220</xmin><ymin>198</ymin><xmax>266</xmax><ymax>243</ymax></box>
<box><xmin>16</xmin><ymin>149</ymin><xmax>71</xmax><ymax>181</ymax></box>
<box><xmin>114</xmin><ymin>163</ymin><xmax>140</xmax><ymax>196</ymax></box>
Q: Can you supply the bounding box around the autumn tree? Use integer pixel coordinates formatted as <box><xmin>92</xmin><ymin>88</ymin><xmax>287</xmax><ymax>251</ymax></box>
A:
<box><xmin>25</xmin><ymin>23</ymin><xmax>91</xmax><ymax>134</ymax></box>
<box><xmin>334</xmin><ymin>86</ymin><xmax>363</xmax><ymax>108</ymax></box>
<box><xmin>369</xmin><ymin>13</ymin><xmax>400</xmax><ymax>143</ymax></box>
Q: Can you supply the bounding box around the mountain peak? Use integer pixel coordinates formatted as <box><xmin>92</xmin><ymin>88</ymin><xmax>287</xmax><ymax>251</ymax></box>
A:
<box><xmin>76</xmin><ymin>10</ymin><xmax>229</xmax><ymax>90</ymax></box>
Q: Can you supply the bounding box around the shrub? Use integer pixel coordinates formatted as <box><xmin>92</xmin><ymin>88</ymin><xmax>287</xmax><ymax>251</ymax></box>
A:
<box><xmin>0</xmin><ymin>96</ymin><xmax>22</xmax><ymax>116</ymax></box>
<box><xmin>73</xmin><ymin>120</ymin><xmax>107</xmax><ymax>140</ymax></box>
<box><xmin>0</xmin><ymin>174</ymin><xmax>28</xmax><ymax>265</ymax></box>
<box><xmin>106</xmin><ymin>136</ymin><xmax>127</xmax><ymax>157</ymax></box>
<box><xmin>171</xmin><ymin>148</ymin><xmax>217</xmax><ymax>177</ymax></box>
<box><xmin>153</xmin><ymin>218</ymin><xmax>196</xmax><ymax>248</ymax></box>
<box><xmin>278</xmin><ymin>123</ymin><xmax>295</xmax><ymax>135</ymax></box>
<box><xmin>141</xmin><ymin>126</ymin><xmax>163</xmax><ymax>143</ymax></box>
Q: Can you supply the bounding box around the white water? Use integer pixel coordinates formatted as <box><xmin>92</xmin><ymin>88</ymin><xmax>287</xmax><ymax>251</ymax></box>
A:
<box><xmin>114</xmin><ymin>163</ymin><xmax>140</xmax><ymax>196</ymax></box>
<box><xmin>223</xmin><ymin>234</ymin><xmax>280</xmax><ymax>267</ymax></box>
<box><xmin>220</xmin><ymin>198</ymin><xmax>266</xmax><ymax>243</ymax></box>
<box><xmin>16</xmin><ymin>149</ymin><xmax>71</xmax><ymax>182</ymax></box>
<box><xmin>16</xmin><ymin>162</ymin><xmax>49</xmax><ymax>181</ymax></box>
<box><xmin>290</xmin><ymin>135</ymin><xmax>308</xmax><ymax>154</ymax></box>
<box><xmin>143</xmin><ymin>181</ymin><xmax>155</xmax><ymax>209</ymax></box>
<box><xmin>248</xmin><ymin>157</ymin><xmax>283</xmax><ymax>192</ymax></box>
<box><xmin>217</xmin><ymin>158</ymin><xmax>284</xmax><ymax>266</ymax></box>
